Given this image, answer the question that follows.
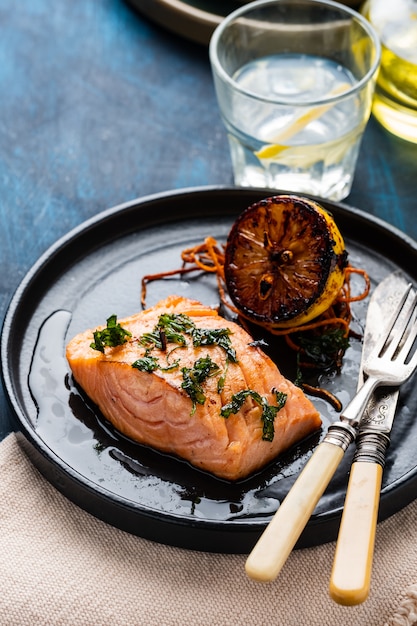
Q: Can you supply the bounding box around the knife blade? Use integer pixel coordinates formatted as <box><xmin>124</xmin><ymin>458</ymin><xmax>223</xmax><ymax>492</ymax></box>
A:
<box><xmin>329</xmin><ymin>270</ymin><xmax>414</xmax><ymax>605</ymax></box>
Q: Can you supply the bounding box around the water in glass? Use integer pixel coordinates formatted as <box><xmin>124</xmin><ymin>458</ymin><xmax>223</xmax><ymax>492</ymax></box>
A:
<box><xmin>228</xmin><ymin>53</ymin><xmax>364</xmax><ymax>201</ymax></box>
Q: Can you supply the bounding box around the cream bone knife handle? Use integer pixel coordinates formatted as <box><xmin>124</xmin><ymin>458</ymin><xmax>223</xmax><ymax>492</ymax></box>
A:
<box><xmin>245</xmin><ymin>422</ymin><xmax>356</xmax><ymax>582</ymax></box>
<box><xmin>329</xmin><ymin>430</ymin><xmax>390</xmax><ymax>605</ymax></box>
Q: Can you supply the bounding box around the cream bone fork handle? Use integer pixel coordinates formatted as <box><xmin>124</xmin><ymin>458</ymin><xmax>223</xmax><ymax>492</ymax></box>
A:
<box><xmin>245</xmin><ymin>278</ymin><xmax>417</xmax><ymax>583</ymax></box>
<box><xmin>330</xmin><ymin>272</ymin><xmax>416</xmax><ymax>605</ymax></box>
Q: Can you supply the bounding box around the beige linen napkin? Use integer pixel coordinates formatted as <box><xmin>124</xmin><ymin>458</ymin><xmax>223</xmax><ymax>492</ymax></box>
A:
<box><xmin>1</xmin><ymin>432</ymin><xmax>416</xmax><ymax>626</ymax></box>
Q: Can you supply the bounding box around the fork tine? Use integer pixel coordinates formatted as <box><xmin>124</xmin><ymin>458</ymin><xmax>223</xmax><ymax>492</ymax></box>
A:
<box><xmin>399</xmin><ymin>317</ymin><xmax>417</xmax><ymax>371</ymax></box>
<box><xmin>343</xmin><ymin>284</ymin><xmax>417</xmax><ymax>427</ymax></box>
<box><xmin>379</xmin><ymin>286</ymin><xmax>415</xmax><ymax>360</ymax></box>
<box><xmin>407</xmin><ymin>349</ymin><xmax>417</xmax><ymax>378</ymax></box>
<box><xmin>398</xmin><ymin>295</ymin><xmax>417</xmax><ymax>362</ymax></box>
<box><xmin>405</xmin><ymin>335</ymin><xmax>417</xmax><ymax>374</ymax></box>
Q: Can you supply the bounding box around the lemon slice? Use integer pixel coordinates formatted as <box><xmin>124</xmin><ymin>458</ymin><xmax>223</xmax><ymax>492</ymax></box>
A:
<box><xmin>224</xmin><ymin>195</ymin><xmax>348</xmax><ymax>330</ymax></box>
<box><xmin>255</xmin><ymin>83</ymin><xmax>351</xmax><ymax>160</ymax></box>
<box><xmin>255</xmin><ymin>144</ymin><xmax>287</xmax><ymax>159</ymax></box>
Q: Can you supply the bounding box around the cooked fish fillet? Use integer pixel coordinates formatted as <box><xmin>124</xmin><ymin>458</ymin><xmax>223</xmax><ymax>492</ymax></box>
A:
<box><xmin>66</xmin><ymin>295</ymin><xmax>321</xmax><ymax>480</ymax></box>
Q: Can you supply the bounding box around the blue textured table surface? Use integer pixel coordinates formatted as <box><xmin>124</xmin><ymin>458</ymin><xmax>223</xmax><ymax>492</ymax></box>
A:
<box><xmin>1</xmin><ymin>0</ymin><xmax>416</xmax><ymax>438</ymax></box>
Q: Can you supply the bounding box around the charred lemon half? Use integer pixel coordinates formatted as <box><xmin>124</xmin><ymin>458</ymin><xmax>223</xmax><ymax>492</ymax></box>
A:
<box><xmin>224</xmin><ymin>195</ymin><xmax>348</xmax><ymax>330</ymax></box>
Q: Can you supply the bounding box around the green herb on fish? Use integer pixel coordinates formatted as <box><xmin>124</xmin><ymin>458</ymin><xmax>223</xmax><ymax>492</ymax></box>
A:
<box><xmin>139</xmin><ymin>313</ymin><xmax>190</xmax><ymax>349</ymax></box>
<box><xmin>132</xmin><ymin>355</ymin><xmax>160</xmax><ymax>372</ymax></box>
<box><xmin>181</xmin><ymin>355</ymin><xmax>220</xmax><ymax>415</ymax></box>
<box><xmin>138</xmin><ymin>313</ymin><xmax>237</xmax><ymax>362</ymax></box>
<box><xmin>132</xmin><ymin>355</ymin><xmax>180</xmax><ymax>373</ymax></box>
<box><xmin>90</xmin><ymin>315</ymin><xmax>132</xmax><ymax>353</ymax></box>
<box><xmin>217</xmin><ymin>359</ymin><xmax>230</xmax><ymax>394</ymax></box>
<box><xmin>191</xmin><ymin>327</ymin><xmax>237</xmax><ymax>362</ymax></box>
<box><xmin>221</xmin><ymin>388</ymin><xmax>287</xmax><ymax>442</ymax></box>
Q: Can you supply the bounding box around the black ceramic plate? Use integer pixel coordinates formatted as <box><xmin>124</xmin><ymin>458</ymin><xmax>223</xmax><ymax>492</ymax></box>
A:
<box><xmin>2</xmin><ymin>186</ymin><xmax>417</xmax><ymax>554</ymax></box>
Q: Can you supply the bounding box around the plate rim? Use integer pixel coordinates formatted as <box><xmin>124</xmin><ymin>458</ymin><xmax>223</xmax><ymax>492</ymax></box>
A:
<box><xmin>126</xmin><ymin>0</ymin><xmax>367</xmax><ymax>46</ymax></box>
<box><xmin>126</xmin><ymin>0</ymin><xmax>223</xmax><ymax>46</ymax></box>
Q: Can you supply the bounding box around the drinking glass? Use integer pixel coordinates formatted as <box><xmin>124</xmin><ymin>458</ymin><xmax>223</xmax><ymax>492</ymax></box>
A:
<box><xmin>209</xmin><ymin>0</ymin><xmax>381</xmax><ymax>201</ymax></box>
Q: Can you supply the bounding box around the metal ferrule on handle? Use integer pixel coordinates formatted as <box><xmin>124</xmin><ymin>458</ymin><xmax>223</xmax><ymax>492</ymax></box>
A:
<box><xmin>324</xmin><ymin>421</ymin><xmax>357</xmax><ymax>449</ymax></box>
<box><xmin>353</xmin><ymin>430</ymin><xmax>391</xmax><ymax>466</ymax></box>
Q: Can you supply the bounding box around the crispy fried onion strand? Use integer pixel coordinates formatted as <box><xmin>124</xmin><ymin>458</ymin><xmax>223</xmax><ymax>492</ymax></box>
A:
<box><xmin>141</xmin><ymin>236</ymin><xmax>370</xmax><ymax>325</ymax></box>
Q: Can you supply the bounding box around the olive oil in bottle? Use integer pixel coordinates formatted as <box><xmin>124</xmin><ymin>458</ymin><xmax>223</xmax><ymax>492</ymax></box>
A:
<box><xmin>363</xmin><ymin>0</ymin><xmax>417</xmax><ymax>143</ymax></box>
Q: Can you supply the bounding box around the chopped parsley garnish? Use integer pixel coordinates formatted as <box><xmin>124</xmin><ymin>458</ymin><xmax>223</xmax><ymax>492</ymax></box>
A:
<box><xmin>221</xmin><ymin>388</ymin><xmax>287</xmax><ymax>442</ymax></box>
<box><xmin>132</xmin><ymin>355</ymin><xmax>160</xmax><ymax>372</ymax></box>
<box><xmin>217</xmin><ymin>360</ymin><xmax>229</xmax><ymax>394</ymax></box>
<box><xmin>191</xmin><ymin>327</ymin><xmax>237</xmax><ymax>362</ymax></box>
<box><xmin>133</xmin><ymin>314</ymin><xmax>238</xmax><ymax>413</ymax></box>
<box><xmin>138</xmin><ymin>313</ymin><xmax>237</xmax><ymax>361</ymax></box>
<box><xmin>139</xmin><ymin>314</ymin><xmax>190</xmax><ymax>349</ymax></box>
<box><xmin>159</xmin><ymin>313</ymin><xmax>196</xmax><ymax>334</ymax></box>
<box><xmin>132</xmin><ymin>355</ymin><xmax>180</xmax><ymax>372</ymax></box>
<box><xmin>90</xmin><ymin>315</ymin><xmax>132</xmax><ymax>353</ymax></box>
<box><xmin>181</xmin><ymin>355</ymin><xmax>220</xmax><ymax>415</ymax></box>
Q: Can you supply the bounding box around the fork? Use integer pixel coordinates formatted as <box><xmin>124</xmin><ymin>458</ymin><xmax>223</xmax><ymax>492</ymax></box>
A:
<box><xmin>338</xmin><ymin>284</ymin><xmax>417</xmax><ymax>430</ymax></box>
<box><xmin>245</xmin><ymin>283</ymin><xmax>417</xmax><ymax>583</ymax></box>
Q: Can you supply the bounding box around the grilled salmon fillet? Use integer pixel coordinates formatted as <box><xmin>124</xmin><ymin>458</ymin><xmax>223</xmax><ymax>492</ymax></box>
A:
<box><xmin>66</xmin><ymin>295</ymin><xmax>321</xmax><ymax>480</ymax></box>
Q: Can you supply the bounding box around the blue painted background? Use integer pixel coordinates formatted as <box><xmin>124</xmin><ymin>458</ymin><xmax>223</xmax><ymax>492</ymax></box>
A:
<box><xmin>0</xmin><ymin>0</ymin><xmax>416</xmax><ymax>435</ymax></box>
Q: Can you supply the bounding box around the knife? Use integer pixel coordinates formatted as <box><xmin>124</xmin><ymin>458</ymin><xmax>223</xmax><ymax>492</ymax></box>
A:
<box><xmin>245</xmin><ymin>273</ymin><xmax>411</xmax><ymax>583</ymax></box>
<box><xmin>329</xmin><ymin>270</ymin><xmax>414</xmax><ymax>605</ymax></box>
